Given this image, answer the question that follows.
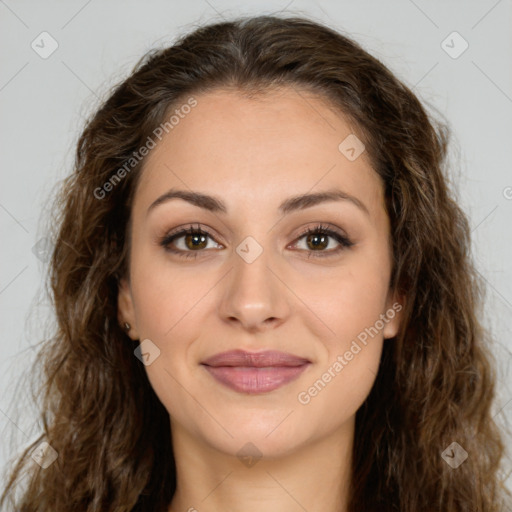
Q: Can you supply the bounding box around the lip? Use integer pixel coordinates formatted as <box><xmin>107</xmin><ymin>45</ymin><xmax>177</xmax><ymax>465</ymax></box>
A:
<box><xmin>202</xmin><ymin>349</ymin><xmax>310</xmax><ymax>367</ymax></box>
<box><xmin>201</xmin><ymin>350</ymin><xmax>311</xmax><ymax>394</ymax></box>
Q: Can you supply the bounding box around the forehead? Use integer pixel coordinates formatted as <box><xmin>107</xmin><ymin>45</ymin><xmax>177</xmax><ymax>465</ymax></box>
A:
<box><xmin>133</xmin><ymin>87</ymin><xmax>385</xmax><ymax>219</ymax></box>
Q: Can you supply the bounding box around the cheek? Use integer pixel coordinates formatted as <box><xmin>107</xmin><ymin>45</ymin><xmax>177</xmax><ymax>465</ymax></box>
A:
<box><xmin>129</xmin><ymin>244</ymin><xmax>214</xmax><ymax>340</ymax></box>
<box><xmin>130</xmin><ymin>235</ymin><xmax>391</xmax><ymax>362</ymax></box>
<box><xmin>296</xmin><ymin>337</ymin><xmax>383</xmax><ymax>430</ymax></box>
<box><xmin>302</xmin><ymin>253</ymin><xmax>390</xmax><ymax>346</ymax></box>
<box><xmin>295</xmin><ymin>257</ymin><xmax>388</xmax><ymax>414</ymax></box>
<box><xmin>128</xmin><ymin>261</ymin><xmax>214</xmax><ymax>423</ymax></box>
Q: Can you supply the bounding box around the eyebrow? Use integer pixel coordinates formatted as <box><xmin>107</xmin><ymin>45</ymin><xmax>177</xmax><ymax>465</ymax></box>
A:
<box><xmin>146</xmin><ymin>187</ymin><xmax>370</xmax><ymax>217</ymax></box>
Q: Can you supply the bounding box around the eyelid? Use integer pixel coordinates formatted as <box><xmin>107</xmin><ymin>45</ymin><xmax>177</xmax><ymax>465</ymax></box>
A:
<box><xmin>288</xmin><ymin>223</ymin><xmax>354</xmax><ymax>256</ymax></box>
<box><xmin>292</xmin><ymin>222</ymin><xmax>351</xmax><ymax>244</ymax></box>
<box><xmin>161</xmin><ymin>223</ymin><xmax>224</xmax><ymax>244</ymax></box>
<box><xmin>159</xmin><ymin>223</ymin><xmax>224</xmax><ymax>257</ymax></box>
<box><xmin>159</xmin><ymin>222</ymin><xmax>354</xmax><ymax>259</ymax></box>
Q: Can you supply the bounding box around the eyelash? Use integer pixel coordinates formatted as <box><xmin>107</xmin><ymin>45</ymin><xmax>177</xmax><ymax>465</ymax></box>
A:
<box><xmin>159</xmin><ymin>223</ymin><xmax>354</xmax><ymax>260</ymax></box>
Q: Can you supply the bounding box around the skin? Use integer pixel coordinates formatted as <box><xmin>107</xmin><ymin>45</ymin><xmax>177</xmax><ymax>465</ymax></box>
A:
<box><xmin>118</xmin><ymin>87</ymin><xmax>404</xmax><ymax>512</ymax></box>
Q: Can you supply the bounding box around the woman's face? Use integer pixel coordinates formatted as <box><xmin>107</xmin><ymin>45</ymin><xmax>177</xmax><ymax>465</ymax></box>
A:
<box><xmin>118</xmin><ymin>87</ymin><xmax>403</xmax><ymax>457</ymax></box>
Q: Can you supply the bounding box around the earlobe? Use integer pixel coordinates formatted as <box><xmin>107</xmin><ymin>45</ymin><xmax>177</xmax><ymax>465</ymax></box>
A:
<box><xmin>117</xmin><ymin>277</ymin><xmax>139</xmax><ymax>339</ymax></box>
<box><xmin>383</xmin><ymin>291</ymin><xmax>406</xmax><ymax>340</ymax></box>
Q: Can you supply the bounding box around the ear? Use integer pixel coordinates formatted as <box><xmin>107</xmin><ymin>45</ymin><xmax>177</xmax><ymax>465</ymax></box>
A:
<box><xmin>382</xmin><ymin>288</ymin><xmax>406</xmax><ymax>340</ymax></box>
<box><xmin>118</xmin><ymin>277</ymin><xmax>139</xmax><ymax>340</ymax></box>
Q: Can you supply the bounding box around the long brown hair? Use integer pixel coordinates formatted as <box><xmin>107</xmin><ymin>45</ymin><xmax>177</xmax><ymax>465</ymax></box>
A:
<box><xmin>1</xmin><ymin>14</ymin><xmax>510</xmax><ymax>511</ymax></box>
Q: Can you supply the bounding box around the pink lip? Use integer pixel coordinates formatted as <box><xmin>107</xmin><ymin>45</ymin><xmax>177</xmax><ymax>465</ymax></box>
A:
<box><xmin>201</xmin><ymin>350</ymin><xmax>311</xmax><ymax>394</ymax></box>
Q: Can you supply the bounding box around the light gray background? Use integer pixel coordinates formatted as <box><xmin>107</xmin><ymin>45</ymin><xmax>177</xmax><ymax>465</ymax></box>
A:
<box><xmin>1</xmin><ymin>0</ymin><xmax>511</xmax><ymax>491</ymax></box>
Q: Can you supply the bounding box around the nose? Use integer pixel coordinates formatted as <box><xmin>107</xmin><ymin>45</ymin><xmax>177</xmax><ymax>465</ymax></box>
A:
<box><xmin>218</xmin><ymin>242</ymin><xmax>291</xmax><ymax>333</ymax></box>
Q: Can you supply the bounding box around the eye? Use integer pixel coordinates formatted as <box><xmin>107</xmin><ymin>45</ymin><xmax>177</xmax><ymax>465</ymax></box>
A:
<box><xmin>290</xmin><ymin>223</ymin><xmax>354</xmax><ymax>258</ymax></box>
<box><xmin>160</xmin><ymin>223</ymin><xmax>222</xmax><ymax>259</ymax></box>
<box><xmin>159</xmin><ymin>222</ymin><xmax>354</xmax><ymax>259</ymax></box>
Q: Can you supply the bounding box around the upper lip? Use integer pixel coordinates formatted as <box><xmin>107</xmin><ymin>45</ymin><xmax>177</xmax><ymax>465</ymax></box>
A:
<box><xmin>201</xmin><ymin>349</ymin><xmax>310</xmax><ymax>367</ymax></box>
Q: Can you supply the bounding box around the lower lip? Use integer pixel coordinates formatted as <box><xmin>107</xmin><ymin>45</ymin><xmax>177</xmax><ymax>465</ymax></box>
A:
<box><xmin>202</xmin><ymin>364</ymin><xmax>310</xmax><ymax>394</ymax></box>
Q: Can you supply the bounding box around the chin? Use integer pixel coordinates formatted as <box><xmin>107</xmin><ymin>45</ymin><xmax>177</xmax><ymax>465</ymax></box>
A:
<box><xmin>201</xmin><ymin>412</ymin><xmax>314</xmax><ymax>459</ymax></box>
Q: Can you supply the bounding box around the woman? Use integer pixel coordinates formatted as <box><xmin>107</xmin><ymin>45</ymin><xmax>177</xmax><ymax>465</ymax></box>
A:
<box><xmin>1</xmin><ymin>14</ymin><xmax>510</xmax><ymax>512</ymax></box>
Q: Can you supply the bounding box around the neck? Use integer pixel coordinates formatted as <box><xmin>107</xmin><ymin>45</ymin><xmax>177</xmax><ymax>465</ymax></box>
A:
<box><xmin>168</xmin><ymin>418</ymin><xmax>354</xmax><ymax>512</ymax></box>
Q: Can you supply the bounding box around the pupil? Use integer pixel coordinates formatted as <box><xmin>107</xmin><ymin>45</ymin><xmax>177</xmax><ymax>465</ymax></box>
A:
<box><xmin>309</xmin><ymin>234</ymin><xmax>327</xmax><ymax>250</ymax></box>
<box><xmin>187</xmin><ymin>233</ymin><xmax>206</xmax><ymax>249</ymax></box>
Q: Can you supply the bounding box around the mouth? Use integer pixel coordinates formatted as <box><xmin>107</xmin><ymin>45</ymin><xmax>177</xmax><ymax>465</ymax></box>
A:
<box><xmin>201</xmin><ymin>349</ymin><xmax>311</xmax><ymax>394</ymax></box>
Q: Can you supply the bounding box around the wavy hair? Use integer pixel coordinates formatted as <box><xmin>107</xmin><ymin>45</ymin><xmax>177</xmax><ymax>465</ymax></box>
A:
<box><xmin>1</xmin><ymin>14</ymin><xmax>510</xmax><ymax>512</ymax></box>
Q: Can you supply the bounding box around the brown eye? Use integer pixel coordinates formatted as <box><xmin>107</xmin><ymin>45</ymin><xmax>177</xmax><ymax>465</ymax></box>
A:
<box><xmin>292</xmin><ymin>224</ymin><xmax>354</xmax><ymax>258</ymax></box>
<box><xmin>160</xmin><ymin>223</ymin><xmax>353</xmax><ymax>260</ymax></box>
<box><xmin>160</xmin><ymin>224</ymin><xmax>223</xmax><ymax>259</ymax></box>
<box><xmin>182</xmin><ymin>232</ymin><xmax>208</xmax><ymax>250</ymax></box>
<box><xmin>305</xmin><ymin>232</ymin><xmax>329</xmax><ymax>251</ymax></box>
